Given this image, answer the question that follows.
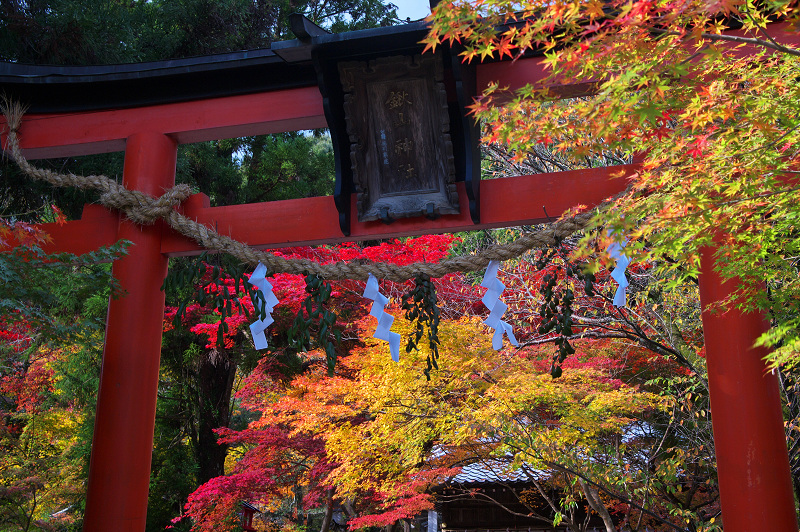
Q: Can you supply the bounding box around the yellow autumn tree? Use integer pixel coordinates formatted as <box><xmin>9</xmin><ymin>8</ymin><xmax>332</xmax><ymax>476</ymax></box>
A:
<box><xmin>322</xmin><ymin>317</ymin><xmax>689</xmax><ymax>532</ymax></box>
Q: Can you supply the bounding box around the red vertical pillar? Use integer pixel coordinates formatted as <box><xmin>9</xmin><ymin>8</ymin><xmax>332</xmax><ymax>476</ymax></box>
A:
<box><xmin>699</xmin><ymin>249</ymin><xmax>797</xmax><ymax>532</ymax></box>
<box><xmin>83</xmin><ymin>132</ymin><xmax>177</xmax><ymax>531</ymax></box>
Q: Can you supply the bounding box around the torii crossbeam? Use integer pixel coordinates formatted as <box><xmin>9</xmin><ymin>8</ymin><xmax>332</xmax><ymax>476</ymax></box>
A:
<box><xmin>1</xmin><ymin>19</ymin><xmax>796</xmax><ymax>532</ymax></box>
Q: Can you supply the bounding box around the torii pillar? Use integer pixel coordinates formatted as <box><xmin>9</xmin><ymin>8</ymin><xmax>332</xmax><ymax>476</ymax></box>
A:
<box><xmin>83</xmin><ymin>132</ymin><xmax>177</xmax><ymax>530</ymax></box>
<box><xmin>699</xmin><ymin>250</ymin><xmax>797</xmax><ymax>531</ymax></box>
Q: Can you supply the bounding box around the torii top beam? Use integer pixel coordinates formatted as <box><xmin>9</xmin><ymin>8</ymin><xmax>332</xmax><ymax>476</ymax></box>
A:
<box><xmin>0</xmin><ymin>17</ymin><xmax>614</xmax><ymax>255</ymax></box>
<box><xmin>0</xmin><ymin>19</ymin><xmax>547</xmax><ymax>156</ymax></box>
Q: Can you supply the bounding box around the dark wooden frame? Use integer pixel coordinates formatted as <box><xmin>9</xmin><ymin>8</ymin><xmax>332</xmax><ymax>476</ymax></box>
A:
<box><xmin>340</xmin><ymin>54</ymin><xmax>458</xmax><ymax>223</ymax></box>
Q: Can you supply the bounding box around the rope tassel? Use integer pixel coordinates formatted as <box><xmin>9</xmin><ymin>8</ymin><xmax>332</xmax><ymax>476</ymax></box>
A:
<box><xmin>481</xmin><ymin>260</ymin><xmax>518</xmax><ymax>350</ymax></box>
<box><xmin>249</xmin><ymin>263</ymin><xmax>280</xmax><ymax>350</ymax></box>
<box><xmin>363</xmin><ymin>274</ymin><xmax>401</xmax><ymax>362</ymax></box>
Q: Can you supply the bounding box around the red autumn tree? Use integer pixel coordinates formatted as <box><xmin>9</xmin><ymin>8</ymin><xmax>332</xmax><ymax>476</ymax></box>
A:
<box><xmin>177</xmin><ymin>229</ymin><xmax>715</xmax><ymax>532</ymax></box>
<box><xmin>173</xmin><ymin>234</ymin><xmax>467</xmax><ymax>531</ymax></box>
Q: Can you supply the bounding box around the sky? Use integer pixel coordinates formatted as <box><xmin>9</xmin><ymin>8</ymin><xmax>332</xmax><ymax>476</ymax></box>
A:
<box><xmin>391</xmin><ymin>0</ymin><xmax>432</xmax><ymax>21</ymax></box>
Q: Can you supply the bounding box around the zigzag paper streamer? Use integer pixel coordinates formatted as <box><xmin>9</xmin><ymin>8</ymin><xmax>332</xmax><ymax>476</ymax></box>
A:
<box><xmin>607</xmin><ymin>234</ymin><xmax>630</xmax><ymax>307</ymax></box>
<box><xmin>363</xmin><ymin>274</ymin><xmax>401</xmax><ymax>362</ymax></box>
<box><xmin>481</xmin><ymin>260</ymin><xmax>519</xmax><ymax>350</ymax></box>
<box><xmin>248</xmin><ymin>262</ymin><xmax>280</xmax><ymax>350</ymax></box>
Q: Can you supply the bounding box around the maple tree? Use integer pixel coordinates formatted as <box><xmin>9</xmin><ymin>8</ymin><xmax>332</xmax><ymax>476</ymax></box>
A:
<box><xmin>424</xmin><ymin>0</ymin><xmax>800</xmax><ymax>366</ymax></box>
<box><xmin>0</xmin><ymin>218</ymin><xmax>729</xmax><ymax>532</ymax></box>
<box><xmin>491</xmin><ymin>236</ymin><xmax>704</xmax><ymax>377</ymax></box>
<box><xmin>330</xmin><ymin>317</ymin><xmax>724</xmax><ymax>532</ymax></box>
<box><xmin>447</xmin><ymin>233</ymin><xmax>726</xmax><ymax>529</ymax></box>
<box><xmin>0</xmin><ymin>343</ymin><xmax>88</xmax><ymax>532</ymax></box>
<box><xmin>0</xmin><ymin>219</ymin><xmax>122</xmax><ymax>530</ymax></box>
<box><xmin>169</xmin><ymin>235</ymin><xmax>465</xmax><ymax>531</ymax></box>
<box><xmin>173</xmin><ymin>227</ymin><xmax>726</xmax><ymax>532</ymax></box>
<box><xmin>186</xmin><ymin>309</ymin><xmax>715</xmax><ymax>532</ymax></box>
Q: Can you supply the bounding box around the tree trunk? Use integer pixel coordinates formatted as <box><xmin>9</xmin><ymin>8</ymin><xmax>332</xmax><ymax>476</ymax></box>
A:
<box><xmin>578</xmin><ymin>478</ymin><xmax>617</xmax><ymax>532</ymax></box>
<box><xmin>343</xmin><ymin>498</ymin><xmax>357</xmax><ymax>519</ymax></box>
<box><xmin>196</xmin><ymin>352</ymin><xmax>237</xmax><ymax>483</ymax></box>
<box><xmin>319</xmin><ymin>488</ymin><xmax>335</xmax><ymax>532</ymax></box>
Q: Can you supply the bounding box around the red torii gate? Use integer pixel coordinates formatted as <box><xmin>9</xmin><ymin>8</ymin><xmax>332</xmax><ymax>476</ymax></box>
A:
<box><xmin>1</xmin><ymin>19</ymin><xmax>796</xmax><ymax>532</ymax></box>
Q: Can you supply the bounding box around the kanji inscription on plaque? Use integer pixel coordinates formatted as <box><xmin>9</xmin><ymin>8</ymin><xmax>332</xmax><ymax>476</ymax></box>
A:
<box><xmin>339</xmin><ymin>54</ymin><xmax>459</xmax><ymax>222</ymax></box>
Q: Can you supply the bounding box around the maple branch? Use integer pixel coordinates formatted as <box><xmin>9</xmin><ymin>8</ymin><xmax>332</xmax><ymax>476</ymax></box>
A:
<box><xmin>577</xmin><ymin>477</ymin><xmax>616</xmax><ymax>532</ymax></box>
<box><xmin>513</xmin><ymin>461</ymin><xmax>590</xmax><ymax>529</ymax></box>
<box><xmin>609</xmin><ymin>302</ymin><xmax>696</xmax><ymax>366</ymax></box>
<box><xmin>518</xmin><ymin>326</ymin><xmax>703</xmax><ymax>378</ymax></box>
<box><xmin>635</xmin><ymin>408</ymin><xmax>677</xmax><ymax>530</ymax></box>
<box><xmin>542</xmin><ymin>461</ymin><xmax>691</xmax><ymax>532</ymax></box>
<box><xmin>570</xmin><ymin>315</ymin><xmax>618</xmax><ymax>325</ymax></box>
<box><xmin>739</xmin><ymin>1</ymin><xmax>798</xmax><ymax>60</ymax></box>
<box><xmin>672</xmin><ymin>185</ymin><xmax>800</xmax><ymax>216</ymax></box>
<box><xmin>726</xmin><ymin>121</ymin><xmax>800</xmax><ymax>158</ymax></box>
<box><xmin>477</xmin><ymin>439</ymin><xmax>693</xmax><ymax>532</ymax></box>
<box><xmin>755</xmin><ymin>25</ymin><xmax>796</xmax><ymax>56</ymax></box>
<box><xmin>651</xmin><ymin>28</ymin><xmax>800</xmax><ymax>57</ymax></box>
<box><xmin>519</xmin><ymin>330</ymin><xmax>631</xmax><ymax>346</ymax></box>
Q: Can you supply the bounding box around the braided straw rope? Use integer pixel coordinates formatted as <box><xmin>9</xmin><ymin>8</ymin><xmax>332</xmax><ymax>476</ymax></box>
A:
<box><xmin>2</xmin><ymin>101</ymin><xmax>599</xmax><ymax>282</ymax></box>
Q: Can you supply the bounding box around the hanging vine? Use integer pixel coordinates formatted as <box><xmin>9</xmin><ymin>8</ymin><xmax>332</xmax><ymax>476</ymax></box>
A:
<box><xmin>534</xmin><ymin>239</ymin><xmax>597</xmax><ymax>378</ymax></box>
<box><xmin>401</xmin><ymin>273</ymin><xmax>442</xmax><ymax>379</ymax></box>
<box><xmin>288</xmin><ymin>273</ymin><xmax>341</xmax><ymax>376</ymax></box>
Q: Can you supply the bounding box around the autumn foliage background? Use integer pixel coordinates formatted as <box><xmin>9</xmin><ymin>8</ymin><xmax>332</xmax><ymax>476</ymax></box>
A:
<box><xmin>3</xmin><ymin>0</ymin><xmax>800</xmax><ymax>531</ymax></box>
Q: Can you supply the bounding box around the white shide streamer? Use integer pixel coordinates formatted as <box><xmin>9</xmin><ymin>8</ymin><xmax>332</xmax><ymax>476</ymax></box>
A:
<box><xmin>249</xmin><ymin>262</ymin><xmax>280</xmax><ymax>350</ymax></box>
<box><xmin>607</xmin><ymin>234</ymin><xmax>630</xmax><ymax>307</ymax></box>
<box><xmin>363</xmin><ymin>274</ymin><xmax>402</xmax><ymax>362</ymax></box>
<box><xmin>481</xmin><ymin>260</ymin><xmax>519</xmax><ymax>350</ymax></box>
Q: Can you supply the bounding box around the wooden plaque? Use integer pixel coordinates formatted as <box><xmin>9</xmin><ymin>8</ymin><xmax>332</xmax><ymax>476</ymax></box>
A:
<box><xmin>339</xmin><ymin>54</ymin><xmax>459</xmax><ymax>222</ymax></box>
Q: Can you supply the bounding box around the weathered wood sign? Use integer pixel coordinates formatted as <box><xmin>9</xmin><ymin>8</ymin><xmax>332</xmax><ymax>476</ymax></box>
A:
<box><xmin>339</xmin><ymin>54</ymin><xmax>459</xmax><ymax>223</ymax></box>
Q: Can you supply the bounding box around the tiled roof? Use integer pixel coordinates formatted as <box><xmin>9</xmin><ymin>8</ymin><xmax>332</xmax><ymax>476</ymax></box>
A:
<box><xmin>449</xmin><ymin>460</ymin><xmax>531</xmax><ymax>484</ymax></box>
